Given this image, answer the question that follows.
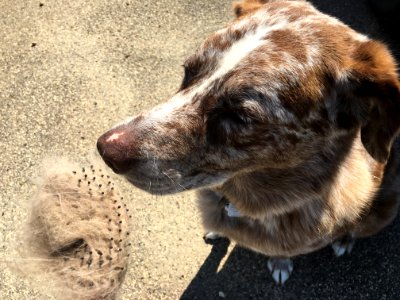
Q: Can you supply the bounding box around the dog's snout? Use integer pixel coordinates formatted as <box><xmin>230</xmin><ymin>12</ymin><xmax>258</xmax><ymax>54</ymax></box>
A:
<box><xmin>97</xmin><ymin>129</ymin><xmax>136</xmax><ymax>174</ymax></box>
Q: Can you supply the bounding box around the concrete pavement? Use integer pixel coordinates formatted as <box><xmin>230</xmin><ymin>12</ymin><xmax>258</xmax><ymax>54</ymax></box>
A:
<box><xmin>1</xmin><ymin>0</ymin><xmax>399</xmax><ymax>299</ymax></box>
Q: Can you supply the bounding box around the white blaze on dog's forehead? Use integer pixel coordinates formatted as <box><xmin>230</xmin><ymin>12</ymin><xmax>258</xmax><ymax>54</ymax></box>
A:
<box><xmin>195</xmin><ymin>20</ymin><xmax>289</xmax><ymax>95</ymax></box>
<box><xmin>106</xmin><ymin>132</ymin><xmax>125</xmax><ymax>142</ymax></box>
<box><xmin>148</xmin><ymin>20</ymin><xmax>289</xmax><ymax>122</ymax></box>
<box><xmin>147</xmin><ymin>93</ymin><xmax>189</xmax><ymax>121</ymax></box>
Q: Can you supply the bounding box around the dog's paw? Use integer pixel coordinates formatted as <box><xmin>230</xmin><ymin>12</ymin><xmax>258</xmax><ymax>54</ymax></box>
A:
<box><xmin>331</xmin><ymin>235</ymin><xmax>355</xmax><ymax>257</ymax></box>
<box><xmin>267</xmin><ymin>257</ymin><xmax>293</xmax><ymax>285</ymax></box>
<box><xmin>203</xmin><ymin>232</ymin><xmax>223</xmax><ymax>244</ymax></box>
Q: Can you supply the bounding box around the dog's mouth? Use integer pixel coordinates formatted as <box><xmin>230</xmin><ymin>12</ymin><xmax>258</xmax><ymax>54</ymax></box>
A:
<box><xmin>125</xmin><ymin>175</ymin><xmax>188</xmax><ymax>195</ymax></box>
<box><xmin>124</xmin><ymin>169</ymin><xmax>229</xmax><ymax>195</ymax></box>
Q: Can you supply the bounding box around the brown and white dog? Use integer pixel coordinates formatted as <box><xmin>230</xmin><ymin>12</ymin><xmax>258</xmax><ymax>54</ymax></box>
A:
<box><xmin>97</xmin><ymin>0</ymin><xmax>400</xmax><ymax>284</ymax></box>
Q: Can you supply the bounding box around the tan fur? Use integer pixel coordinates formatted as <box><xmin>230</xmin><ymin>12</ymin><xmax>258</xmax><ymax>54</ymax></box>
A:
<box><xmin>20</xmin><ymin>157</ymin><xmax>131</xmax><ymax>300</ymax></box>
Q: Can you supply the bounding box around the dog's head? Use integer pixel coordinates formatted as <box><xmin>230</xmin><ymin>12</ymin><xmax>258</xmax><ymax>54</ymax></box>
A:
<box><xmin>97</xmin><ymin>0</ymin><xmax>400</xmax><ymax>194</ymax></box>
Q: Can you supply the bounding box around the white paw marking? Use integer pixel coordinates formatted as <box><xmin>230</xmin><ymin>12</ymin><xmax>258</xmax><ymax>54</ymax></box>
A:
<box><xmin>267</xmin><ymin>258</ymin><xmax>293</xmax><ymax>285</ymax></box>
<box><xmin>204</xmin><ymin>232</ymin><xmax>222</xmax><ymax>240</ymax></box>
<box><xmin>225</xmin><ymin>203</ymin><xmax>241</xmax><ymax>217</ymax></box>
<box><xmin>331</xmin><ymin>236</ymin><xmax>355</xmax><ymax>257</ymax></box>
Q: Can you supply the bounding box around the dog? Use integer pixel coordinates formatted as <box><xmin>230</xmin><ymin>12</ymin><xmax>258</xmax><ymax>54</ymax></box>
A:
<box><xmin>97</xmin><ymin>0</ymin><xmax>400</xmax><ymax>284</ymax></box>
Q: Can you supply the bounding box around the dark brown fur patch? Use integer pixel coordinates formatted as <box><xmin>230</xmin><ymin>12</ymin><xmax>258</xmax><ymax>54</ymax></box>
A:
<box><xmin>268</xmin><ymin>29</ymin><xmax>307</xmax><ymax>63</ymax></box>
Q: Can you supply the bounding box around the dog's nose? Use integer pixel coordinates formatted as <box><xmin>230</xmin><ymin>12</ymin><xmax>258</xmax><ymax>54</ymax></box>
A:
<box><xmin>97</xmin><ymin>130</ymin><xmax>136</xmax><ymax>174</ymax></box>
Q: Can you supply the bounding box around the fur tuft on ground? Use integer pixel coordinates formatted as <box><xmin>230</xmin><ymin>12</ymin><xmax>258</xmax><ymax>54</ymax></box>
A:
<box><xmin>18</xmin><ymin>156</ymin><xmax>132</xmax><ymax>300</ymax></box>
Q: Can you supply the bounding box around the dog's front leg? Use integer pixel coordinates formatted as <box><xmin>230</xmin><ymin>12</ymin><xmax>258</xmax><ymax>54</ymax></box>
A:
<box><xmin>202</xmin><ymin>202</ymin><xmax>242</xmax><ymax>242</ymax></box>
<box><xmin>197</xmin><ymin>188</ymin><xmax>227</xmax><ymax>242</ymax></box>
<box><xmin>197</xmin><ymin>189</ymin><xmax>296</xmax><ymax>285</ymax></box>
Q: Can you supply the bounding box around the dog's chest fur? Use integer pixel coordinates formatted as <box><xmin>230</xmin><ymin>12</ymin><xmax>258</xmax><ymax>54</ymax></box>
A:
<box><xmin>201</xmin><ymin>135</ymin><xmax>381</xmax><ymax>256</ymax></box>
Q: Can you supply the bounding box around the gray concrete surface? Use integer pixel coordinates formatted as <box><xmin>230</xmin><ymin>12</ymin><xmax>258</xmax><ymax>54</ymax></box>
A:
<box><xmin>1</xmin><ymin>0</ymin><xmax>399</xmax><ymax>299</ymax></box>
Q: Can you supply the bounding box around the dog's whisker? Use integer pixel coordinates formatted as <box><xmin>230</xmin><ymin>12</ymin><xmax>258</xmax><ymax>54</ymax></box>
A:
<box><xmin>162</xmin><ymin>171</ymin><xmax>187</xmax><ymax>192</ymax></box>
<box><xmin>152</xmin><ymin>157</ymin><xmax>159</xmax><ymax>172</ymax></box>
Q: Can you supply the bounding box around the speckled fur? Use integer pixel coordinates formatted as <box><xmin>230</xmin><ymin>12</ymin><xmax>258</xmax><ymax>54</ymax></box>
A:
<box><xmin>98</xmin><ymin>0</ymin><xmax>400</xmax><ymax>260</ymax></box>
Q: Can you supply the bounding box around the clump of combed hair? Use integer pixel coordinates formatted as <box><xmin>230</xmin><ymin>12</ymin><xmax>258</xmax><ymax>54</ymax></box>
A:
<box><xmin>20</xmin><ymin>156</ymin><xmax>132</xmax><ymax>300</ymax></box>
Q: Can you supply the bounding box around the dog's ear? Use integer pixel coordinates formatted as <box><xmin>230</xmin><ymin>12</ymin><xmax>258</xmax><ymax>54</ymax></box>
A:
<box><xmin>335</xmin><ymin>40</ymin><xmax>400</xmax><ymax>162</ymax></box>
<box><xmin>232</xmin><ymin>0</ymin><xmax>268</xmax><ymax>18</ymax></box>
<box><xmin>232</xmin><ymin>0</ymin><xmax>305</xmax><ymax>18</ymax></box>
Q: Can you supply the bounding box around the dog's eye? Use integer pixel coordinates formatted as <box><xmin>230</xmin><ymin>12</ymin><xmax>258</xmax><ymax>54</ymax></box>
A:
<box><xmin>181</xmin><ymin>66</ymin><xmax>193</xmax><ymax>89</ymax></box>
<box><xmin>219</xmin><ymin>110</ymin><xmax>253</xmax><ymax>126</ymax></box>
<box><xmin>206</xmin><ymin>107</ymin><xmax>255</xmax><ymax>145</ymax></box>
<box><xmin>180</xmin><ymin>65</ymin><xmax>199</xmax><ymax>90</ymax></box>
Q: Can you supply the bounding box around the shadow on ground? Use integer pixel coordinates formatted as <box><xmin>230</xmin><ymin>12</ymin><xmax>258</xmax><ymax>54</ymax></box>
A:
<box><xmin>181</xmin><ymin>216</ymin><xmax>400</xmax><ymax>300</ymax></box>
<box><xmin>182</xmin><ymin>1</ymin><xmax>400</xmax><ymax>299</ymax></box>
